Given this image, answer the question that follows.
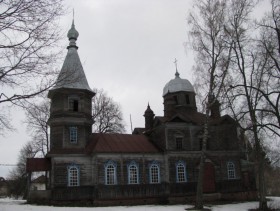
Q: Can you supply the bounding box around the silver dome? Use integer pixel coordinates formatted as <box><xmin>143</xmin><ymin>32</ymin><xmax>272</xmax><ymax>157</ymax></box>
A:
<box><xmin>67</xmin><ymin>20</ymin><xmax>79</xmax><ymax>40</ymax></box>
<box><xmin>163</xmin><ymin>72</ymin><xmax>194</xmax><ymax>96</ymax></box>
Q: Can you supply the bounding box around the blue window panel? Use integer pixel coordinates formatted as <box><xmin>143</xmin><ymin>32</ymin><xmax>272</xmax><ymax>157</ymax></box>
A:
<box><xmin>104</xmin><ymin>160</ymin><xmax>117</xmax><ymax>185</ymax></box>
<box><xmin>149</xmin><ymin>161</ymin><xmax>160</xmax><ymax>184</ymax></box>
<box><xmin>176</xmin><ymin>160</ymin><xmax>187</xmax><ymax>183</ymax></box>
<box><xmin>227</xmin><ymin>161</ymin><xmax>236</xmax><ymax>179</ymax></box>
<box><xmin>127</xmin><ymin>161</ymin><xmax>139</xmax><ymax>184</ymax></box>
<box><xmin>67</xmin><ymin>164</ymin><xmax>80</xmax><ymax>187</ymax></box>
<box><xmin>69</xmin><ymin>126</ymin><xmax>78</xmax><ymax>143</ymax></box>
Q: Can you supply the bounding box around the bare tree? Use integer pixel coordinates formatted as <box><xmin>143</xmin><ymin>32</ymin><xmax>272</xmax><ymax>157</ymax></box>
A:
<box><xmin>187</xmin><ymin>0</ymin><xmax>233</xmax><ymax>208</ymax></box>
<box><xmin>222</xmin><ymin>0</ymin><xmax>270</xmax><ymax>209</ymax></box>
<box><xmin>25</xmin><ymin>99</ymin><xmax>50</xmax><ymax>156</ymax></box>
<box><xmin>92</xmin><ymin>89</ymin><xmax>126</xmax><ymax>134</ymax></box>
<box><xmin>253</xmin><ymin>0</ymin><xmax>280</xmax><ymax>138</ymax></box>
<box><xmin>8</xmin><ymin>141</ymin><xmax>39</xmax><ymax>198</ymax></box>
<box><xmin>0</xmin><ymin>110</ymin><xmax>14</xmax><ymax>136</ymax></box>
<box><xmin>0</xmin><ymin>0</ymin><xmax>65</xmax><ymax>134</ymax></box>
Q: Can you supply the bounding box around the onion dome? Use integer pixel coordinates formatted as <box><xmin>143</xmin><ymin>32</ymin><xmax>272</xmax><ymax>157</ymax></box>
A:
<box><xmin>67</xmin><ymin>20</ymin><xmax>79</xmax><ymax>49</ymax></box>
<box><xmin>163</xmin><ymin>69</ymin><xmax>194</xmax><ymax>97</ymax></box>
<box><xmin>67</xmin><ymin>20</ymin><xmax>79</xmax><ymax>40</ymax></box>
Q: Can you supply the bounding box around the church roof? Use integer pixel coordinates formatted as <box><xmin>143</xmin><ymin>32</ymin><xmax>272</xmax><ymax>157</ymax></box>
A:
<box><xmin>154</xmin><ymin>113</ymin><xmax>234</xmax><ymax>126</ymax></box>
<box><xmin>132</xmin><ymin>127</ymin><xmax>146</xmax><ymax>135</ymax></box>
<box><xmin>47</xmin><ymin>133</ymin><xmax>160</xmax><ymax>155</ymax></box>
<box><xmin>155</xmin><ymin>112</ymin><xmax>205</xmax><ymax>125</ymax></box>
<box><xmin>86</xmin><ymin>133</ymin><xmax>160</xmax><ymax>153</ymax></box>
<box><xmin>50</xmin><ymin>20</ymin><xmax>93</xmax><ymax>94</ymax></box>
<box><xmin>163</xmin><ymin>71</ymin><xmax>194</xmax><ymax>97</ymax></box>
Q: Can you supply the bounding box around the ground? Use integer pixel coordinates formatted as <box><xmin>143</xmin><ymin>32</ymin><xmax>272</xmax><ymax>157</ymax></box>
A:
<box><xmin>0</xmin><ymin>197</ymin><xmax>280</xmax><ymax>211</ymax></box>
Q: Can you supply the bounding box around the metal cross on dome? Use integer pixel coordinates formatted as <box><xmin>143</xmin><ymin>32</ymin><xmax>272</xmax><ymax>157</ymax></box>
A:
<box><xmin>174</xmin><ymin>58</ymin><xmax>178</xmax><ymax>69</ymax></box>
<box><xmin>174</xmin><ymin>58</ymin><xmax>180</xmax><ymax>77</ymax></box>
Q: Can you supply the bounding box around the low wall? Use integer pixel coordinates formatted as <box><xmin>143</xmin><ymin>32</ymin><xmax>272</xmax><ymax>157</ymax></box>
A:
<box><xmin>221</xmin><ymin>190</ymin><xmax>258</xmax><ymax>201</ymax></box>
<box><xmin>27</xmin><ymin>182</ymin><xmax>257</xmax><ymax>206</ymax></box>
<box><xmin>28</xmin><ymin>190</ymin><xmax>51</xmax><ymax>203</ymax></box>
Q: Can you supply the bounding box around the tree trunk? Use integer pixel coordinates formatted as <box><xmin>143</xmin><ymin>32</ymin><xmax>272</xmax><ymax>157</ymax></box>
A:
<box><xmin>195</xmin><ymin>153</ymin><xmax>205</xmax><ymax>209</ymax></box>
<box><xmin>258</xmin><ymin>157</ymin><xmax>267</xmax><ymax>210</ymax></box>
<box><xmin>254</xmin><ymin>128</ymin><xmax>267</xmax><ymax>210</ymax></box>
<box><xmin>195</xmin><ymin>107</ymin><xmax>210</xmax><ymax>209</ymax></box>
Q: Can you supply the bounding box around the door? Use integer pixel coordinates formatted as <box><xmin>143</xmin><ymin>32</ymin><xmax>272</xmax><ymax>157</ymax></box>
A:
<box><xmin>203</xmin><ymin>162</ymin><xmax>216</xmax><ymax>193</ymax></box>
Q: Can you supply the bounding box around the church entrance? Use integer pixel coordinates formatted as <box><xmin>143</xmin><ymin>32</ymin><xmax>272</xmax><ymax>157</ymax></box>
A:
<box><xmin>203</xmin><ymin>161</ymin><xmax>216</xmax><ymax>193</ymax></box>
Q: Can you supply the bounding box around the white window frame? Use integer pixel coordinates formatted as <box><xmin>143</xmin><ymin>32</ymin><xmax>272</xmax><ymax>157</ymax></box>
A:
<box><xmin>227</xmin><ymin>161</ymin><xmax>236</xmax><ymax>179</ymax></box>
<box><xmin>105</xmin><ymin>161</ymin><xmax>117</xmax><ymax>185</ymax></box>
<box><xmin>127</xmin><ymin>161</ymin><xmax>139</xmax><ymax>184</ymax></box>
<box><xmin>69</xmin><ymin>126</ymin><xmax>78</xmax><ymax>143</ymax></box>
<box><xmin>67</xmin><ymin>164</ymin><xmax>80</xmax><ymax>187</ymax></box>
<box><xmin>176</xmin><ymin>160</ymin><xmax>187</xmax><ymax>183</ymax></box>
<box><xmin>149</xmin><ymin>161</ymin><xmax>160</xmax><ymax>184</ymax></box>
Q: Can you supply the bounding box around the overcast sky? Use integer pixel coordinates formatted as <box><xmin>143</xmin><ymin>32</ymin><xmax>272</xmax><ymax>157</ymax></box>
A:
<box><xmin>0</xmin><ymin>0</ymin><xmax>270</xmax><ymax>178</ymax></box>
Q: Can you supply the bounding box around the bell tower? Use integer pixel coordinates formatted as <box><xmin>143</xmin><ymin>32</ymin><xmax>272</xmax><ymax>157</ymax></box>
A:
<box><xmin>162</xmin><ymin>61</ymin><xmax>197</xmax><ymax>118</ymax></box>
<box><xmin>143</xmin><ymin>103</ymin><xmax>155</xmax><ymax>131</ymax></box>
<box><xmin>47</xmin><ymin>20</ymin><xmax>95</xmax><ymax>150</ymax></box>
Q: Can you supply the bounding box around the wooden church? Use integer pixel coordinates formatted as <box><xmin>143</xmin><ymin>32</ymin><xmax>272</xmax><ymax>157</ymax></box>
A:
<box><xmin>26</xmin><ymin>20</ymin><xmax>257</xmax><ymax>205</ymax></box>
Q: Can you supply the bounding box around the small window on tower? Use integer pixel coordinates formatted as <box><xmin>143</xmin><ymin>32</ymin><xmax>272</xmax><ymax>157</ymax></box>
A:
<box><xmin>176</xmin><ymin>137</ymin><xmax>183</xmax><ymax>150</ymax></box>
<box><xmin>173</xmin><ymin>96</ymin><xmax>178</xmax><ymax>105</ymax></box>
<box><xmin>185</xmin><ymin>95</ymin><xmax>190</xmax><ymax>104</ymax></box>
<box><xmin>68</xmin><ymin>97</ymin><xmax>79</xmax><ymax>112</ymax></box>
<box><xmin>69</xmin><ymin>126</ymin><xmax>78</xmax><ymax>143</ymax></box>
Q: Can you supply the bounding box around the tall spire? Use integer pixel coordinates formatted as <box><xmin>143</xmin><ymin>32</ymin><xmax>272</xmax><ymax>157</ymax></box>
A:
<box><xmin>174</xmin><ymin>58</ymin><xmax>180</xmax><ymax>78</ymax></box>
<box><xmin>67</xmin><ymin>10</ymin><xmax>79</xmax><ymax>49</ymax></box>
<box><xmin>48</xmin><ymin>16</ymin><xmax>94</xmax><ymax>96</ymax></box>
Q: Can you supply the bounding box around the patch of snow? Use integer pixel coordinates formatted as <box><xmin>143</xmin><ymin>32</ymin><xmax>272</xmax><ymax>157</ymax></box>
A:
<box><xmin>211</xmin><ymin>201</ymin><xmax>257</xmax><ymax>211</ymax></box>
<box><xmin>0</xmin><ymin>197</ymin><xmax>279</xmax><ymax>211</ymax></box>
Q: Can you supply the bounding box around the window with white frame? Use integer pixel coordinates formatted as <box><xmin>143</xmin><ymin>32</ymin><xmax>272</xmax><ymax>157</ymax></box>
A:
<box><xmin>176</xmin><ymin>161</ymin><xmax>187</xmax><ymax>182</ymax></box>
<box><xmin>105</xmin><ymin>161</ymin><xmax>117</xmax><ymax>185</ymax></box>
<box><xmin>149</xmin><ymin>162</ymin><xmax>160</xmax><ymax>184</ymax></box>
<box><xmin>128</xmin><ymin>161</ymin><xmax>139</xmax><ymax>184</ymax></box>
<box><xmin>67</xmin><ymin>165</ymin><xmax>79</xmax><ymax>186</ymax></box>
<box><xmin>227</xmin><ymin>161</ymin><xmax>236</xmax><ymax>179</ymax></box>
<box><xmin>69</xmin><ymin>126</ymin><xmax>78</xmax><ymax>143</ymax></box>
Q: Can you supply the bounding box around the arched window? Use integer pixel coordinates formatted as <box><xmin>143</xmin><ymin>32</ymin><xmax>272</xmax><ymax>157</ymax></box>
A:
<box><xmin>67</xmin><ymin>165</ymin><xmax>79</xmax><ymax>187</ymax></box>
<box><xmin>176</xmin><ymin>161</ymin><xmax>187</xmax><ymax>183</ymax></box>
<box><xmin>128</xmin><ymin>161</ymin><xmax>139</xmax><ymax>184</ymax></box>
<box><xmin>105</xmin><ymin>161</ymin><xmax>117</xmax><ymax>185</ymax></box>
<box><xmin>149</xmin><ymin>162</ymin><xmax>160</xmax><ymax>184</ymax></box>
<box><xmin>227</xmin><ymin>162</ymin><xmax>236</xmax><ymax>179</ymax></box>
